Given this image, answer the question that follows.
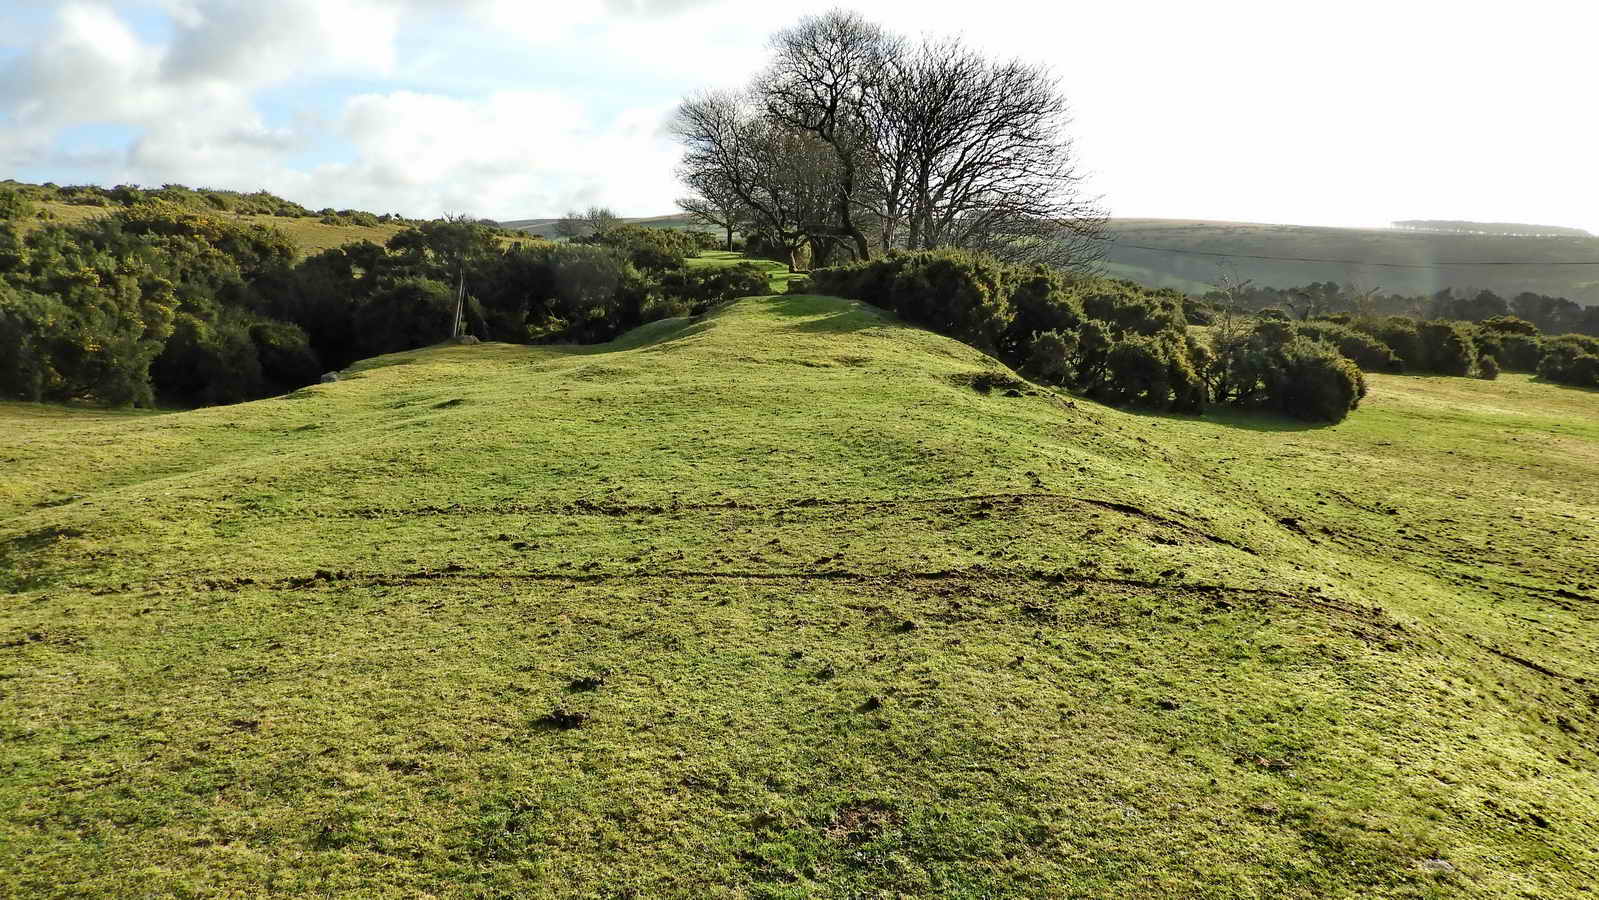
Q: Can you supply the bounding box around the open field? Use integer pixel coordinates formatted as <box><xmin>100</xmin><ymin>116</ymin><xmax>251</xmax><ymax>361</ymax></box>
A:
<box><xmin>2</xmin><ymin>288</ymin><xmax>1596</xmax><ymax>896</ymax></box>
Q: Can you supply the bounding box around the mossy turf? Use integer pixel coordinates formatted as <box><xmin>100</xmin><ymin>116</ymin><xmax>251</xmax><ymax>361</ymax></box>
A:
<box><xmin>2</xmin><ymin>291</ymin><xmax>1596</xmax><ymax>897</ymax></box>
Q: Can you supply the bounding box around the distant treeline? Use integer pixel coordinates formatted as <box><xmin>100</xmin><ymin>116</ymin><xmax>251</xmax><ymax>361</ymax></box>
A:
<box><xmin>1392</xmin><ymin>220</ymin><xmax>1592</xmax><ymax>238</ymax></box>
<box><xmin>1193</xmin><ymin>282</ymin><xmax>1599</xmax><ymax>389</ymax></box>
<box><xmin>1198</xmin><ymin>280</ymin><xmax>1599</xmax><ymax>337</ymax></box>
<box><xmin>0</xmin><ymin>198</ymin><xmax>761</xmax><ymax>408</ymax></box>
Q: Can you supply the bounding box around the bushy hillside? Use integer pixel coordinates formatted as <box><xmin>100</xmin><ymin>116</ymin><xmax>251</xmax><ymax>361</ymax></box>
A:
<box><xmin>1100</xmin><ymin>219</ymin><xmax>1599</xmax><ymax>304</ymax></box>
<box><xmin>502</xmin><ymin>213</ymin><xmax>708</xmax><ymax>239</ymax></box>
<box><xmin>2</xmin><ymin>293</ymin><xmax>1596</xmax><ymax>896</ymax></box>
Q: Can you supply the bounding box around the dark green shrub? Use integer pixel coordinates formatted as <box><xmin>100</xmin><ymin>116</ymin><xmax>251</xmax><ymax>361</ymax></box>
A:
<box><xmin>1478</xmin><ymin>354</ymin><xmax>1501</xmax><ymax>380</ymax></box>
<box><xmin>1082</xmin><ymin>284</ymin><xmax>1184</xmax><ymax>337</ymax></box>
<box><xmin>0</xmin><ymin>190</ymin><xmax>34</xmax><ymax>222</ymax></box>
<box><xmin>1003</xmin><ymin>267</ymin><xmax>1083</xmax><ymax>357</ymax></box>
<box><xmin>152</xmin><ymin>311</ymin><xmax>265</xmax><ymax>405</ymax></box>
<box><xmin>1417</xmin><ymin>321</ymin><xmax>1476</xmax><ymax>376</ymax></box>
<box><xmin>1095</xmin><ymin>336</ymin><xmax>1178</xmax><ymax>409</ymax></box>
<box><xmin>1498</xmin><ymin>334</ymin><xmax>1543</xmax><ymax>372</ymax></box>
<box><xmin>249</xmin><ymin>321</ymin><xmax>321</xmax><ymax>389</ymax></box>
<box><xmin>1024</xmin><ymin>330</ymin><xmax>1076</xmax><ymax>385</ymax></box>
<box><xmin>657</xmin><ymin>262</ymin><xmax>771</xmax><ymax>313</ymax></box>
<box><xmin>1538</xmin><ymin>335</ymin><xmax>1599</xmax><ymax>387</ymax></box>
<box><xmin>0</xmin><ymin>283</ymin><xmax>57</xmax><ymax>400</ymax></box>
<box><xmin>1353</xmin><ymin>316</ymin><xmax>1423</xmax><ymax>370</ymax></box>
<box><xmin>1479</xmin><ymin>315</ymin><xmax>1539</xmax><ymax>336</ymax></box>
<box><xmin>1470</xmin><ymin>329</ymin><xmax>1503</xmax><ymax>369</ymax></box>
<box><xmin>354</xmin><ymin>277</ymin><xmax>456</xmax><ymax>357</ymax></box>
<box><xmin>885</xmin><ymin>251</ymin><xmax>1012</xmax><ymax>352</ymax></box>
<box><xmin>1269</xmin><ymin>339</ymin><xmax>1365</xmax><ymax>423</ymax></box>
<box><xmin>576</xmin><ymin>224</ymin><xmax>698</xmax><ymax>273</ymax></box>
<box><xmin>1297</xmin><ymin>321</ymin><xmax>1402</xmax><ymax>372</ymax></box>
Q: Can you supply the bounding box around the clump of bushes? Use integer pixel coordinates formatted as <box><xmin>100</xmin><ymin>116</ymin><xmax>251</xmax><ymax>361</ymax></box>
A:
<box><xmin>1295</xmin><ymin>320</ymin><xmax>1403</xmax><ymax>373</ymax></box>
<box><xmin>813</xmin><ymin>249</ymin><xmax>1352</xmax><ymax>420</ymax></box>
<box><xmin>573</xmin><ymin>225</ymin><xmax>701</xmax><ymax>274</ymax></box>
<box><xmin>0</xmin><ymin>190</ymin><xmax>34</xmax><ymax>222</ymax></box>
<box><xmin>1208</xmin><ymin>320</ymin><xmax>1365</xmax><ymax>423</ymax></box>
<box><xmin>658</xmin><ymin>263</ymin><xmax>772</xmax><ymax>314</ymax></box>
<box><xmin>1538</xmin><ymin>335</ymin><xmax>1599</xmax><ymax>388</ymax></box>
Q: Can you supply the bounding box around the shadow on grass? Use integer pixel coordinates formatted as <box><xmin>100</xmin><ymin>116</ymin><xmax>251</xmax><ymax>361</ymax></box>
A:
<box><xmin>1118</xmin><ymin>404</ymin><xmax>1330</xmax><ymax>433</ymax></box>
<box><xmin>763</xmin><ymin>295</ymin><xmax>897</xmax><ymax>335</ymax></box>
<box><xmin>1532</xmin><ymin>375</ymin><xmax>1599</xmax><ymax>395</ymax></box>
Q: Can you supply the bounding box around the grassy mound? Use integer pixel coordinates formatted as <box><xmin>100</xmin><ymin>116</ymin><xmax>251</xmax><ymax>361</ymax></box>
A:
<box><xmin>2</xmin><ymin>293</ymin><xmax>1596</xmax><ymax>896</ymax></box>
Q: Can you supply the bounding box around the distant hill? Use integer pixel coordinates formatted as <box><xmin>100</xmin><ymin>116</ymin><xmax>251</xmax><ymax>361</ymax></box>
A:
<box><xmin>1097</xmin><ymin>219</ymin><xmax>1599</xmax><ymax>303</ymax></box>
<box><xmin>509</xmin><ymin>213</ymin><xmax>1599</xmax><ymax>303</ymax></box>
<box><xmin>1</xmin><ymin>180</ymin><xmax>540</xmax><ymax>257</ymax></box>
<box><xmin>1392</xmin><ymin>220</ymin><xmax>1592</xmax><ymax>237</ymax></box>
<box><xmin>499</xmin><ymin>213</ymin><xmax>708</xmax><ymax>238</ymax></box>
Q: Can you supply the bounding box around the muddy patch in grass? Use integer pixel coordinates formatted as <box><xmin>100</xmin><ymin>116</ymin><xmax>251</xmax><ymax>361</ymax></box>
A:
<box><xmin>947</xmin><ymin>371</ymin><xmax>1025</xmax><ymax>395</ymax></box>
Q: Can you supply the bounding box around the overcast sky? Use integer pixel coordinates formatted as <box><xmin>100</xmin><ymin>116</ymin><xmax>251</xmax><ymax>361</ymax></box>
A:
<box><xmin>3</xmin><ymin>0</ymin><xmax>1596</xmax><ymax>230</ymax></box>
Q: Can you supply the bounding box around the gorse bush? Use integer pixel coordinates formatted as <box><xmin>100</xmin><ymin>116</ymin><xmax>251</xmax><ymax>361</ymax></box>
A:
<box><xmin>1497</xmin><ymin>333</ymin><xmax>1544</xmax><ymax>372</ymax></box>
<box><xmin>1538</xmin><ymin>334</ymin><xmax>1599</xmax><ymax>388</ymax></box>
<box><xmin>658</xmin><ymin>263</ymin><xmax>772</xmax><ymax>314</ymax></box>
<box><xmin>813</xmin><ymin>249</ymin><xmax>1351</xmax><ymax>421</ymax></box>
<box><xmin>813</xmin><ymin>251</ymin><xmax>1014</xmax><ymax>352</ymax></box>
<box><xmin>0</xmin><ymin>190</ymin><xmax>34</xmax><ymax>222</ymax></box>
<box><xmin>1416</xmin><ymin>321</ymin><xmax>1477</xmax><ymax>376</ymax></box>
<box><xmin>1023</xmin><ymin>329</ymin><xmax>1077</xmax><ymax>385</ymax></box>
<box><xmin>574</xmin><ymin>224</ymin><xmax>701</xmax><ymax>274</ymax></box>
<box><xmin>1208</xmin><ymin>321</ymin><xmax>1365</xmax><ymax>423</ymax></box>
<box><xmin>1295</xmin><ymin>321</ymin><xmax>1403</xmax><ymax>373</ymax></box>
<box><xmin>0</xmin><ymin>195</ymin><xmax>728</xmax><ymax>407</ymax></box>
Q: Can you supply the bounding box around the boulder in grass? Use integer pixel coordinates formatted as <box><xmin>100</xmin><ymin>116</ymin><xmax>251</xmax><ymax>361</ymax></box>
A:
<box><xmin>320</xmin><ymin>372</ymin><xmax>340</xmax><ymax>384</ymax></box>
<box><xmin>452</xmin><ymin>334</ymin><xmax>480</xmax><ymax>345</ymax></box>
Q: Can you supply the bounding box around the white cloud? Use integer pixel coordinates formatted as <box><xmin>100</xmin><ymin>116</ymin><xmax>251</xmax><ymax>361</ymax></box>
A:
<box><xmin>159</xmin><ymin>0</ymin><xmax>402</xmax><ymax>84</ymax></box>
<box><xmin>1</xmin><ymin>0</ymin><xmax>1596</xmax><ymax>228</ymax></box>
<box><xmin>289</xmin><ymin>90</ymin><xmax>683</xmax><ymax>218</ymax></box>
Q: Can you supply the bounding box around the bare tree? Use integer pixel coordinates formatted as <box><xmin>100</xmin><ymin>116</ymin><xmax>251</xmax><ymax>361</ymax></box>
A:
<box><xmin>676</xmin><ymin>183</ymin><xmax>744</xmax><ymax>251</ymax></box>
<box><xmin>760</xmin><ymin>9</ymin><xmax>898</xmax><ymax>262</ymax></box>
<box><xmin>674</xmin><ymin>91</ymin><xmax>839</xmax><ymax>270</ymax></box>
<box><xmin>1205</xmin><ymin>266</ymin><xmax>1256</xmax><ymax>403</ymax></box>
<box><xmin>875</xmin><ymin>37</ymin><xmax>1105</xmax><ymax>268</ymax></box>
<box><xmin>554</xmin><ymin>206</ymin><xmax>622</xmax><ymax>241</ymax></box>
<box><xmin>680</xmin><ymin>10</ymin><xmax>1105</xmax><ymax>271</ymax></box>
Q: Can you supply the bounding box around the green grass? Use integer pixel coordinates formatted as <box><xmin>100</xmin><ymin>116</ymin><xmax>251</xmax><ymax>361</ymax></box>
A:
<box><xmin>2</xmin><ymin>292</ymin><xmax>1596</xmax><ymax>897</ymax></box>
<box><xmin>686</xmin><ymin>249</ymin><xmax>800</xmax><ymax>293</ymax></box>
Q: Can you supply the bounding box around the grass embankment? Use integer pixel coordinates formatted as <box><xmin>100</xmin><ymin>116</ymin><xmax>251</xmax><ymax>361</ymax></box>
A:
<box><xmin>2</xmin><ymin>287</ymin><xmax>1596</xmax><ymax>896</ymax></box>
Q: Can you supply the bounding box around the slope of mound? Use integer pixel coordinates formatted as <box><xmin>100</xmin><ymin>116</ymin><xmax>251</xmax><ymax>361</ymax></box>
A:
<box><xmin>2</xmin><ymin>294</ymin><xmax>1596</xmax><ymax>896</ymax></box>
